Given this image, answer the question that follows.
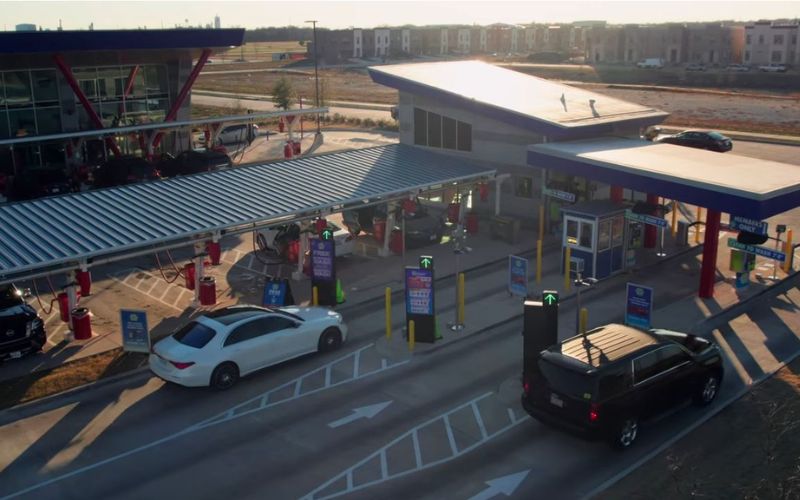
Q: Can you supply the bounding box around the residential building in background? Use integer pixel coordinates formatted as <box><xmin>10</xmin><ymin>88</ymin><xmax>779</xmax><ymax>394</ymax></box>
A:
<box><xmin>744</xmin><ymin>20</ymin><xmax>800</xmax><ymax>65</ymax></box>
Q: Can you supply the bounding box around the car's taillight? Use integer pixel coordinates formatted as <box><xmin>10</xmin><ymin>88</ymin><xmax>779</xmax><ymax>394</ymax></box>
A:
<box><xmin>522</xmin><ymin>377</ymin><xmax>531</xmax><ymax>396</ymax></box>
<box><xmin>170</xmin><ymin>361</ymin><xmax>195</xmax><ymax>369</ymax></box>
<box><xmin>589</xmin><ymin>403</ymin><xmax>600</xmax><ymax>422</ymax></box>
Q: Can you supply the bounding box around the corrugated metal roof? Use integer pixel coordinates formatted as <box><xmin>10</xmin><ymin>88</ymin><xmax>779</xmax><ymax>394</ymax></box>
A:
<box><xmin>0</xmin><ymin>144</ymin><xmax>494</xmax><ymax>281</ymax></box>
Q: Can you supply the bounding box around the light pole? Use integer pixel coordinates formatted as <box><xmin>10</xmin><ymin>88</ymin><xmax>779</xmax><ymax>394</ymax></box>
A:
<box><xmin>306</xmin><ymin>19</ymin><xmax>321</xmax><ymax>135</ymax></box>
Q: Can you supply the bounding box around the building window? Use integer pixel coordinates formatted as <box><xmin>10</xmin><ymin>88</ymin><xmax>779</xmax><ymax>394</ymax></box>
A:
<box><xmin>771</xmin><ymin>51</ymin><xmax>783</xmax><ymax>62</ymax></box>
<box><xmin>774</xmin><ymin>34</ymin><xmax>784</xmax><ymax>45</ymax></box>
<box><xmin>457</xmin><ymin>121</ymin><xmax>471</xmax><ymax>151</ymax></box>
<box><xmin>792</xmin><ymin>34</ymin><xmax>798</xmax><ymax>45</ymax></box>
<box><xmin>413</xmin><ymin>107</ymin><xmax>472</xmax><ymax>152</ymax></box>
<box><xmin>758</xmin><ymin>34</ymin><xmax>764</xmax><ymax>44</ymax></box>
<box><xmin>744</xmin><ymin>50</ymin><xmax>750</xmax><ymax>61</ymax></box>
<box><xmin>427</xmin><ymin>112</ymin><xmax>442</xmax><ymax>147</ymax></box>
<box><xmin>514</xmin><ymin>176</ymin><xmax>534</xmax><ymax>198</ymax></box>
<box><xmin>442</xmin><ymin>116</ymin><xmax>456</xmax><ymax>149</ymax></box>
<box><xmin>564</xmin><ymin>216</ymin><xmax>594</xmax><ymax>251</ymax></box>
<box><xmin>746</xmin><ymin>34</ymin><xmax>752</xmax><ymax>45</ymax></box>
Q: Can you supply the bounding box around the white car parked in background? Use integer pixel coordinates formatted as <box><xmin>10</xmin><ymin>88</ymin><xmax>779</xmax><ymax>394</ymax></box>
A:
<box><xmin>149</xmin><ymin>305</ymin><xmax>347</xmax><ymax>389</ymax></box>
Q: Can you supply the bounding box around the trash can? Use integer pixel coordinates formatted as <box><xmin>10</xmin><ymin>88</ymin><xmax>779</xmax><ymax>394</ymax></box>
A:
<box><xmin>206</xmin><ymin>241</ymin><xmax>221</xmax><ymax>265</ymax></box>
<box><xmin>199</xmin><ymin>277</ymin><xmax>216</xmax><ymax>306</ymax></box>
<box><xmin>287</xmin><ymin>239</ymin><xmax>300</xmax><ymax>264</ymax></box>
<box><xmin>76</xmin><ymin>270</ymin><xmax>92</xmax><ymax>296</ymax></box>
<box><xmin>57</xmin><ymin>292</ymin><xmax>70</xmax><ymax>322</ymax></box>
<box><xmin>447</xmin><ymin>203</ymin><xmax>461</xmax><ymax>223</ymax></box>
<box><xmin>292</xmin><ymin>141</ymin><xmax>301</xmax><ymax>155</ymax></box>
<box><xmin>184</xmin><ymin>263</ymin><xmax>196</xmax><ymax>290</ymax></box>
<box><xmin>279</xmin><ymin>118</ymin><xmax>285</xmax><ymax>133</ymax></box>
<box><xmin>373</xmin><ymin>219</ymin><xmax>387</xmax><ymax>243</ymax></box>
<box><xmin>466</xmin><ymin>212</ymin><xmax>479</xmax><ymax>234</ymax></box>
<box><xmin>71</xmin><ymin>307</ymin><xmax>92</xmax><ymax>340</ymax></box>
<box><xmin>390</xmin><ymin>229</ymin><xmax>404</xmax><ymax>254</ymax></box>
<box><xmin>283</xmin><ymin>142</ymin><xmax>293</xmax><ymax>159</ymax></box>
<box><xmin>676</xmin><ymin>221</ymin><xmax>690</xmax><ymax>247</ymax></box>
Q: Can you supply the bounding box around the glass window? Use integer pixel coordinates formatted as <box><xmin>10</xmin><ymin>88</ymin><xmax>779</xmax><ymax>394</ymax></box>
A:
<box><xmin>31</xmin><ymin>70</ymin><xmax>59</xmax><ymax>105</ymax></box>
<box><xmin>579</xmin><ymin>221</ymin><xmax>593</xmax><ymax>248</ymax></box>
<box><xmin>8</xmin><ymin>109</ymin><xmax>36</xmax><ymax>138</ymax></box>
<box><xmin>173</xmin><ymin>322</ymin><xmax>216</xmax><ymax>348</ymax></box>
<box><xmin>147</xmin><ymin>98</ymin><xmax>169</xmax><ymax>122</ymax></box>
<box><xmin>774</xmin><ymin>35</ymin><xmax>784</xmax><ymax>45</ymax></box>
<box><xmin>611</xmin><ymin>216</ymin><xmax>624</xmax><ymax>247</ymax></box>
<box><xmin>413</xmin><ymin>107</ymin><xmax>427</xmax><ymax>145</ymax></box>
<box><xmin>0</xmin><ymin>111</ymin><xmax>10</xmax><ymax>139</ymax></box>
<box><xmin>442</xmin><ymin>116</ymin><xmax>456</xmax><ymax>149</ymax></box>
<box><xmin>123</xmin><ymin>66</ymin><xmax>146</xmax><ymax>98</ymax></box>
<box><xmin>79</xmin><ymin>79</ymin><xmax>97</xmax><ymax>99</ymax></box>
<box><xmin>598</xmin><ymin>220</ymin><xmax>611</xmax><ymax>251</ymax></box>
<box><xmin>427</xmin><ymin>112</ymin><xmax>441</xmax><ymax>147</ymax></box>
<box><xmin>144</xmin><ymin>65</ymin><xmax>169</xmax><ymax>97</ymax></box>
<box><xmin>35</xmin><ymin>107</ymin><xmax>61</xmax><ymax>135</ymax></box>
<box><xmin>457</xmin><ymin>120</ymin><xmax>472</xmax><ymax>151</ymax></box>
<box><xmin>566</xmin><ymin>219</ymin><xmax>578</xmax><ymax>245</ymax></box>
<box><xmin>633</xmin><ymin>351</ymin><xmax>660</xmax><ymax>383</ymax></box>
<box><xmin>4</xmin><ymin>71</ymin><xmax>33</xmax><ymax>108</ymax></box>
<box><xmin>653</xmin><ymin>345</ymin><xmax>689</xmax><ymax>373</ymax></box>
<box><xmin>41</xmin><ymin>144</ymin><xmax>65</xmax><ymax>167</ymax></box>
<box><xmin>514</xmin><ymin>176</ymin><xmax>533</xmax><ymax>198</ymax></box>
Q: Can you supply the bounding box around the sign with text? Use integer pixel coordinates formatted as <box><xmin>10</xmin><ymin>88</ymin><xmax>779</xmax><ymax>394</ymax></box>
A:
<box><xmin>544</xmin><ymin>188</ymin><xmax>576</xmax><ymax>203</ymax></box>
<box><xmin>508</xmin><ymin>255</ymin><xmax>529</xmax><ymax>297</ymax></box>
<box><xmin>405</xmin><ymin>267</ymin><xmax>436</xmax><ymax>343</ymax></box>
<box><xmin>311</xmin><ymin>238</ymin><xmax>335</xmax><ymax>281</ymax></box>
<box><xmin>727</xmin><ymin>238</ymin><xmax>785</xmax><ymax>262</ymax></box>
<box><xmin>263</xmin><ymin>279</ymin><xmax>287</xmax><ymax>306</ymax></box>
<box><xmin>120</xmin><ymin>309</ymin><xmax>150</xmax><ymax>353</ymax></box>
<box><xmin>730</xmin><ymin>216</ymin><xmax>768</xmax><ymax>236</ymax></box>
<box><xmin>625</xmin><ymin>209</ymin><xmax>668</xmax><ymax>228</ymax></box>
<box><xmin>624</xmin><ymin>283</ymin><xmax>653</xmax><ymax>330</ymax></box>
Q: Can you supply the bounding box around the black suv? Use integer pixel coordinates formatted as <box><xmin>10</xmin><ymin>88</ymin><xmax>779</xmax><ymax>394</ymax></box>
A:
<box><xmin>521</xmin><ymin>323</ymin><xmax>723</xmax><ymax>449</ymax></box>
<box><xmin>158</xmin><ymin>150</ymin><xmax>232</xmax><ymax>178</ymax></box>
<box><xmin>92</xmin><ymin>156</ymin><xmax>161</xmax><ymax>188</ymax></box>
<box><xmin>0</xmin><ymin>284</ymin><xmax>46</xmax><ymax>361</ymax></box>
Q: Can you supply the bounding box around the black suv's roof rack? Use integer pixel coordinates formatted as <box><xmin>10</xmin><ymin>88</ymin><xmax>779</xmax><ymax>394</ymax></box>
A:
<box><xmin>554</xmin><ymin>323</ymin><xmax>658</xmax><ymax>368</ymax></box>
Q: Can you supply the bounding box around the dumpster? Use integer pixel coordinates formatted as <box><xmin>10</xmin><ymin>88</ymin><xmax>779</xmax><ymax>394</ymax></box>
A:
<box><xmin>71</xmin><ymin>307</ymin><xmax>92</xmax><ymax>340</ymax></box>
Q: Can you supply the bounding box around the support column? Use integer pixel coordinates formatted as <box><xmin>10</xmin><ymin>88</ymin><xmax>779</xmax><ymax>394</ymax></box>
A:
<box><xmin>644</xmin><ymin>193</ymin><xmax>659</xmax><ymax>248</ymax></box>
<box><xmin>192</xmin><ymin>242</ymin><xmax>205</xmax><ymax>306</ymax></box>
<box><xmin>379</xmin><ymin>203</ymin><xmax>396</xmax><ymax>257</ymax></box>
<box><xmin>610</xmin><ymin>186</ymin><xmax>624</xmax><ymax>204</ymax></box>
<box><xmin>699</xmin><ymin>209</ymin><xmax>721</xmax><ymax>299</ymax></box>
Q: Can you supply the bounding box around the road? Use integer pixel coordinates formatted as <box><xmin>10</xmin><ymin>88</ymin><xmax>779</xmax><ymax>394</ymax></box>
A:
<box><xmin>192</xmin><ymin>93</ymin><xmax>392</xmax><ymax>121</ymax></box>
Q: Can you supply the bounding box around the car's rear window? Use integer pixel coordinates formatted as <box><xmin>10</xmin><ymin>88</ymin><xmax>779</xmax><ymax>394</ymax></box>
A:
<box><xmin>538</xmin><ymin>359</ymin><xmax>595</xmax><ymax>398</ymax></box>
<box><xmin>707</xmin><ymin>132</ymin><xmax>726</xmax><ymax>140</ymax></box>
<box><xmin>173</xmin><ymin>322</ymin><xmax>216</xmax><ymax>348</ymax></box>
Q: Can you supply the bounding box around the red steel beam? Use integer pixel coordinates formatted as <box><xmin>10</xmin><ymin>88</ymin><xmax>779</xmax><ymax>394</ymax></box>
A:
<box><xmin>698</xmin><ymin>209</ymin><xmax>721</xmax><ymax>298</ymax></box>
<box><xmin>123</xmin><ymin>65</ymin><xmax>139</xmax><ymax>98</ymax></box>
<box><xmin>53</xmin><ymin>54</ymin><xmax>122</xmax><ymax>157</ymax></box>
<box><xmin>152</xmin><ymin>49</ymin><xmax>212</xmax><ymax>149</ymax></box>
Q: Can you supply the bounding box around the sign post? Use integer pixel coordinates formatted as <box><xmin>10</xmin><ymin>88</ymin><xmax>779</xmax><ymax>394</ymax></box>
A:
<box><xmin>120</xmin><ymin>309</ymin><xmax>150</xmax><ymax>353</ymax></box>
<box><xmin>508</xmin><ymin>255</ymin><xmax>529</xmax><ymax>297</ymax></box>
<box><xmin>624</xmin><ymin>283</ymin><xmax>653</xmax><ymax>329</ymax></box>
<box><xmin>405</xmin><ymin>267</ymin><xmax>436</xmax><ymax>343</ymax></box>
<box><xmin>311</xmin><ymin>232</ymin><xmax>336</xmax><ymax>306</ymax></box>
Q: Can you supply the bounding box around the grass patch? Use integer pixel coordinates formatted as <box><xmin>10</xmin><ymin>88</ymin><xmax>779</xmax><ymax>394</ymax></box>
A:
<box><xmin>0</xmin><ymin>349</ymin><xmax>148</xmax><ymax>410</ymax></box>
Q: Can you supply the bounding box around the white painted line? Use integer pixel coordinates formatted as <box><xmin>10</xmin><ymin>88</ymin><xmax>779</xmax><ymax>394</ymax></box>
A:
<box><xmin>444</xmin><ymin>415</ymin><xmax>458</xmax><ymax>455</ymax></box>
<box><xmin>145</xmin><ymin>280</ymin><xmax>160</xmax><ymax>295</ymax></box>
<box><xmin>379</xmin><ymin>450</ymin><xmax>388</xmax><ymax>480</ymax></box>
<box><xmin>471</xmin><ymin>402</ymin><xmax>488</xmax><ymax>440</ymax></box>
<box><xmin>247</xmin><ymin>254</ymin><xmax>255</xmax><ymax>269</ymax></box>
<box><xmin>260</xmin><ymin>394</ymin><xmax>270</xmax><ymax>408</ymax></box>
<box><xmin>411</xmin><ymin>430</ymin><xmax>423</xmax><ymax>468</ymax></box>
<box><xmin>108</xmin><ymin>268</ymin><xmax>184</xmax><ymax>312</ymax></box>
<box><xmin>353</xmin><ymin>349</ymin><xmax>361</xmax><ymax>378</ymax></box>
<box><xmin>156</xmin><ymin>285</ymin><xmax>172</xmax><ymax>300</ymax></box>
<box><xmin>325</xmin><ymin>365</ymin><xmax>332</xmax><ymax>386</ymax></box>
<box><xmin>381</xmin><ymin>358</ymin><xmax>387</xmax><ymax>369</ymax></box>
<box><xmin>346</xmin><ymin>472</ymin><xmax>353</xmax><ymax>490</ymax></box>
<box><xmin>293</xmin><ymin>379</ymin><xmax>302</xmax><ymax>397</ymax></box>
<box><xmin>507</xmin><ymin>408</ymin><xmax>517</xmax><ymax>424</ymax></box>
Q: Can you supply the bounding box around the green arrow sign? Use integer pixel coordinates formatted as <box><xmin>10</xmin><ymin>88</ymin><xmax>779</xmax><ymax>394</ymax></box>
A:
<box><xmin>419</xmin><ymin>255</ymin><xmax>434</xmax><ymax>270</ymax></box>
<box><xmin>542</xmin><ymin>290</ymin><xmax>559</xmax><ymax>306</ymax></box>
<box><xmin>321</xmin><ymin>228</ymin><xmax>334</xmax><ymax>240</ymax></box>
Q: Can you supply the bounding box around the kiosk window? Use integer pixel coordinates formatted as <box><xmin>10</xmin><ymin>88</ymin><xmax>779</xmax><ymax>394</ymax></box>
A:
<box><xmin>611</xmin><ymin>216</ymin><xmax>624</xmax><ymax>246</ymax></box>
<box><xmin>579</xmin><ymin>222</ymin><xmax>593</xmax><ymax>248</ymax></box>
<box><xmin>427</xmin><ymin>112</ymin><xmax>442</xmax><ymax>147</ymax></box>
<box><xmin>413</xmin><ymin>107</ymin><xmax>427</xmax><ymax>145</ymax></box>
<box><xmin>514</xmin><ymin>176</ymin><xmax>534</xmax><ymax>198</ymax></box>
<box><xmin>598</xmin><ymin>220</ymin><xmax>611</xmax><ymax>251</ymax></box>
<box><xmin>566</xmin><ymin>219</ymin><xmax>579</xmax><ymax>245</ymax></box>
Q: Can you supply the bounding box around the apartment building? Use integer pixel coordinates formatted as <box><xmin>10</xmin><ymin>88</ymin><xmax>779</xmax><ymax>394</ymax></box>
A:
<box><xmin>687</xmin><ymin>23</ymin><xmax>744</xmax><ymax>65</ymax></box>
<box><xmin>744</xmin><ymin>21</ymin><xmax>800</xmax><ymax>65</ymax></box>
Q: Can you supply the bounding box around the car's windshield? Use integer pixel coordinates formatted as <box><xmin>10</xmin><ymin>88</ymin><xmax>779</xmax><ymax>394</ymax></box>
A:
<box><xmin>173</xmin><ymin>322</ymin><xmax>216</xmax><ymax>348</ymax></box>
<box><xmin>0</xmin><ymin>286</ymin><xmax>23</xmax><ymax>309</ymax></box>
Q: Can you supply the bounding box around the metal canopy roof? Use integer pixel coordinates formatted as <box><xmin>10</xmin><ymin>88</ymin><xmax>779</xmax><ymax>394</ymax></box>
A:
<box><xmin>0</xmin><ymin>144</ymin><xmax>494</xmax><ymax>283</ymax></box>
<box><xmin>528</xmin><ymin>137</ymin><xmax>800</xmax><ymax>219</ymax></box>
<box><xmin>368</xmin><ymin>61</ymin><xmax>668</xmax><ymax>138</ymax></box>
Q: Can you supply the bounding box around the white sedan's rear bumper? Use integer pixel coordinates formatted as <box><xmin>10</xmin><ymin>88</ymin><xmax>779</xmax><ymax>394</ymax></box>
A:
<box><xmin>149</xmin><ymin>354</ymin><xmax>211</xmax><ymax>387</ymax></box>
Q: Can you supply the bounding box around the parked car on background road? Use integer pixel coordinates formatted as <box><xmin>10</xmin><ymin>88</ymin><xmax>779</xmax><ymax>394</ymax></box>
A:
<box><xmin>92</xmin><ymin>156</ymin><xmax>161</xmax><ymax>188</ymax></box>
<box><xmin>0</xmin><ymin>284</ymin><xmax>46</xmax><ymax>362</ymax></box>
<box><xmin>656</xmin><ymin>130</ymin><xmax>732</xmax><ymax>152</ymax></box>
<box><xmin>759</xmin><ymin>63</ymin><xmax>787</xmax><ymax>73</ymax></box>
<box><xmin>521</xmin><ymin>323</ymin><xmax>724</xmax><ymax>449</ymax></box>
<box><xmin>158</xmin><ymin>149</ymin><xmax>232</xmax><ymax>177</ymax></box>
<box><xmin>685</xmin><ymin>63</ymin><xmax>706</xmax><ymax>71</ymax></box>
<box><xmin>636</xmin><ymin>58</ymin><xmax>664</xmax><ymax>69</ymax></box>
<box><xmin>149</xmin><ymin>305</ymin><xmax>347</xmax><ymax>389</ymax></box>
<box><xmin>726</xmin><ymin>63</ymin><xmax>750</xmax><ymax>72</ymax></box>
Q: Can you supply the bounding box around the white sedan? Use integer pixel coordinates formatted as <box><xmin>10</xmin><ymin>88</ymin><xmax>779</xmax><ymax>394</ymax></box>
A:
<box><xmin>149</xmin><ymin>305</ymin><xmax>347</xmax><ymax>389</ymax></box>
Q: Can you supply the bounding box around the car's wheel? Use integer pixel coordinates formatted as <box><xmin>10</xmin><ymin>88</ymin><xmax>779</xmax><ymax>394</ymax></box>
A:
<box><xmin>610</xmin><ymin>416</ymin><xmax>639</xmax><ymax>450</ymax></box>
<box><xmin>211</xmin><ymin>362</ymin><xmax>239</xmax><ymax>390</ymax></box>
<box><xmin>318</xmin><ymin>327</ymin><xmax>343</xmax><ymax>352</ymax></box>
<box><xmin>693</xmin><ymin>373</ymin><xmax>720</xmax><ymax>406</ymax></box>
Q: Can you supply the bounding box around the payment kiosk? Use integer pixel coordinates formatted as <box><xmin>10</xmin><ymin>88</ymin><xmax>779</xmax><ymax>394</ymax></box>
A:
<box><xmin>561</xmin><ymin>201</ymin><xmax>628</xmax><ymax>280</ymax></box>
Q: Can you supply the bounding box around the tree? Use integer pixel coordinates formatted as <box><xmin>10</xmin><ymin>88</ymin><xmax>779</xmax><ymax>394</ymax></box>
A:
<box><xmin>271</xmin><ymin>76</ymin><xmax>295</xmax><ymax>111</ymax></box>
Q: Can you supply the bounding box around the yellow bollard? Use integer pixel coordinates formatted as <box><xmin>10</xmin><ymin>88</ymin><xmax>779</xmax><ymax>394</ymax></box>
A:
<box><xmin>385</xmin><ymin>287</ymin><xmax>392</xmax><ymax>340</ymax></box>
<box><xmin>408</xmin><ymin>320</ymin><xmax>415</xmax><ymax>352</ymax></box>
<box><xmin>538</xmin><ymin>204</ymin><xmax>545</xmax><ymax>243</ymax></box>
<box><xmin>458</xmin><ymin>273</ymin><xmax>465</xmax><ymax>325</ymax></box>
<box><xmin>695</xmin><ymin>206</ymin><xmax>703</xmax><ymax>244</ymax></box>
<box><xmin>784</xmin><ymin>230</ymin><xmax>793</xmax><ymax>272</ymax></box>
<box><xmin>312</xmin><ymin>286</ymin><xmax>319</xmax><ymax>306</ymax></box>
<box><xmin>564</xmin><ymin>246</ymin><xmax>572</xmax><ymax>292</ymax></box>
<box><xmin>579</xmin><ymin>308</ymin><xmax>588</xmax><ymax>334</ymax></box>
<box><xmin>536</xmin><ymin>239</ymin><xmax>543</xmax><ymax>284</ymax></box>
<box><xmin>671</xmin><ymin>200</ymin><xmax>678</xmax><ymax>237</ymax></box>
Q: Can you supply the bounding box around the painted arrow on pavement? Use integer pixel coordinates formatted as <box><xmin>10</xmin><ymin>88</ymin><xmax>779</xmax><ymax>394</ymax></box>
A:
<box><xmin>468</xmin><ymin>470</ymin><xmax>530</xmax><ymax>500</ymax></box>
<box><xmin>327</xmin><ymin>401</ymin><xmax>392</xmax><ymax>428</ymax></box>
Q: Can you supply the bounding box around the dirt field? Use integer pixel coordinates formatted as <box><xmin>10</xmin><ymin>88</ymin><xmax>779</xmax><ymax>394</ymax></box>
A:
<box><xmin>212</xmin><ymin>40</ymin><xmax>306</xmax><ymax>63</ymax></box>
<box><xmin>194</xmin><ymin>66</ymin><xmax>799</xmax><ymax>136</ymax></box>
<box><xmin>597</xmin><ymin>356</ymin><xmax>800</xmax><ymax>500</ymax></box>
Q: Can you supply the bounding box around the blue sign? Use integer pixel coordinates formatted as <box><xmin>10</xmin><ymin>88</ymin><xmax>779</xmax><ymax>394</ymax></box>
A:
<box><xmin>508</xmin><ymin>255</ymin><xmax>529</xmax><ymax>297</ymax></box>
<box><xmin>727</xmin><ymin>238</ymin><xmax>785</xmax><ymax>262</ymax></box>
<box><xmin>625</xmin><ymin>283</ymin><xmax>653</xmax><ymax>330</ymax></box>
<box><xmin>544</xmin><ymin>188</ymin><xmax>576</xmax><ymax>203</ymax></box>
<box><xmin>625</xmin><ymin>210</ymin><xmax>668</xmax><ymax>228</ymax></box>
<box><xmin>262</xmin><ymin>280</ymin><xmax>287</xmax><ymax>306</ymax></box>
<box><xmin>405</xmin><ymin>268</ymin><xmax>434</xmax><ymax>316</ymax></box>
<box><xmin>730</xmin><ymin>216</ymin><xmax>768</xmax><ymax>236</ymax></box>
<box><xmin>120</xmin><ymin>309</ymin><xmax>150</xmax><ymax>353</ymax></box>
<box><xmin>311</xmin><ymin>238</ymin><xmax>335</xmax><ymax>281</ymax></box>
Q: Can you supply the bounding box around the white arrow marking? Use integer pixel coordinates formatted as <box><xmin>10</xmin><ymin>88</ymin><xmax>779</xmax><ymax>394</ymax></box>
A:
<box><xmin>468</xmin><ymin>470</ymin><xmax>530</xmax><ymax>500</ymax></box>
<box><xmin>327</xmin><ymin>401</ymin><xmax>392</xmax><ymax>429</ymax></box>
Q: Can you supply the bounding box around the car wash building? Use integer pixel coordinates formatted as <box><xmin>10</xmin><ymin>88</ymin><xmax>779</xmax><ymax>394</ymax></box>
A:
<box><xmin>0</xmin><ymin>28</ymin><xmax>244</xmax><ymax>180</ymax></box>
<box><xmin>369</xmin><ymin>60</ymin><xmax>800</xmax><ymax>298</ymax></box>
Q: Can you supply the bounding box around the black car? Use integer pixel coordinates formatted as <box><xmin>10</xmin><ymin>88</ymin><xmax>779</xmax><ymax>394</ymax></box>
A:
<box><xmin>656</xmin><ymin>130</ymin><xmax>733</xmax><ymax>152</ymax></box>
<box><xmin>158</xmin><ymin>150</ymin><xmax>232</xmax><ymax>177</ymax></box>
<box><xmin>92</xmin><ymin>156</ymin><xmax>161</xmax><ymax>188</ymax></box>
<box><xmin>521</xmin><ymin>323</ymin><xmax>723</xmax><ymax>449</ymax></box>
<box><xmin>401</xmin><ymin>203</ymin><xmax>447</xmax><ymax>248</ymax></box>
<box><xmin>0</xmin><ymin>284</ymin><xmax>46</xmax><ymax>361</ymax></box>
<box><xmin>10</xmin><ymin>166</ymin><xmax>73</xmax><ymax>201</ymax></box>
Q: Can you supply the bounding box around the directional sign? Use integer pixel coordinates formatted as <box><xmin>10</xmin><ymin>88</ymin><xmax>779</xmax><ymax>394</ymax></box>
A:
<box><xmin>730</xmin><ymin>216</ymin><xmax>768</xmax><ymax>236</ymax></box>
<box><xmin>468</xmin><ymin>470</ymin><xmax>531</xmax><ymax>500</ymax></box>
<box><xmin>544</xmin><ymin>188</ymin><xmax>576</xmax><ymax>203</ymax></box>
<box><xmin>405</xmin><ymin>267</ymin><xmax>434</xmax><ymax>316</ymax></box>
<box><xmin>625</xmin><ymin>209</ymin><xmax>668</xmax><ymax>228</ymax></box>
<box><xmin>625</xmin><ymin>283</ymin><xmax>653</xmax><ymax>329</ymax></box>
<box><xmin>419</xmin><ymin>255</ymin><xmax>434</xmax><ymax>270</ymax></box>
<box><xmin>542</xmin><ymin>290</ymin><xmax>559</xmax><ymax>306</ymax></box>
<box><xmin>727</xmin><ymin>238</ymin><xmax>785</xmax><ymax>262</ymax></box>
<box><xmin>327</xmin><ymin>401</ymin><xmax>392</xmax><ymax>428</ymax></box>
<box><xmin>262</xmin><ymin>279</ymin><xmax>287</xmax><ymax>306</ymax></box>
<box><xmin>320</xmin><ymin>227</ymin><xmax>334</xmax><ymax>240</ymax></box>
<box><xmin>508</xmin><ymin>255</ymin><xmax>528</xmax><ymax>297</ymax></box>
<box><xmin>311</xmin><ymin>238</ymin><xmax>335</xmax><ymax>281</ymax></box>
<box><xmin>120</xmin><ymin>309</ymin><xmax>150</xmax><ymax>353</ymax></box>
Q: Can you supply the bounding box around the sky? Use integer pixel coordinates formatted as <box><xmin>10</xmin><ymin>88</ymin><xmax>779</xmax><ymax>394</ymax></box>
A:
<box><xmin>1</xmin><ymin>0</ymin><xmax>798</xmax><ymax>31</ymax></box>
